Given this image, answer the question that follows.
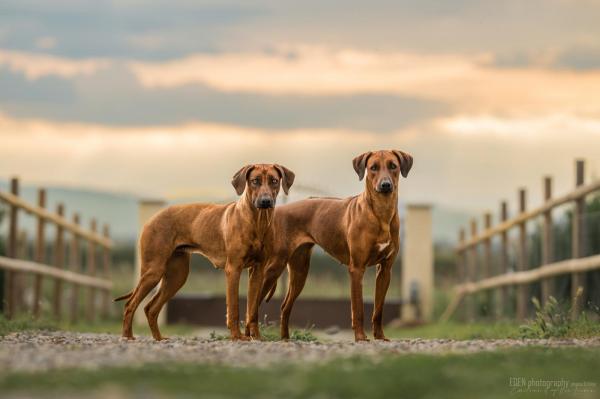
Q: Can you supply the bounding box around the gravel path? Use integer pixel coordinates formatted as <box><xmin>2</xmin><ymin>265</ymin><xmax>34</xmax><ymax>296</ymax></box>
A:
<box><xmin>2</xmin><ymin>331</ymin><xmax>600</xmax><ymax>373</ymax></box>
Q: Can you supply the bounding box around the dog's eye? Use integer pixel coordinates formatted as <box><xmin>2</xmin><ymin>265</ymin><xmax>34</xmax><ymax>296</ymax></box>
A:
<box><xmin>271</xmin><ymin>178</ymin><xmax>278</xmax><ymax>184</ymax></box>
<box><xmin>370</xmin><ymin>164</ymin><xmax>378</xmax><ymax>171</ymax></box>
<box><xmin>389</xmin><ymin>163</ymin><xmax>397</xmax><ymax>170</ymax></box>
<box><xmin>252</xmin><ymin>178</ymin><xmax>260</xmax><ymax>185</ymax></box>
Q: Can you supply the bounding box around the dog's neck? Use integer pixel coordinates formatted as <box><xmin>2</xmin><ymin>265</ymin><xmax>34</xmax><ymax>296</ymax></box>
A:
<box><xmin>238</xmin><ymin>191</ymin><xmax>274</xmax><ymax>238</ymax></box>
<box><xmin>361</xmin><ymin>182</ymin><xmax>398</xmax><ymax>224</ymax></box>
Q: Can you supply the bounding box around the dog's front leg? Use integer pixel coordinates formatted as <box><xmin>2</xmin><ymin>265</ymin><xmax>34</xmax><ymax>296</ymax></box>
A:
<box><xmin>349</xmin><ymin>263</ymin><xmax>368</xmax><ymax>342</ymax></box>
<box><xmin>372</xmin><ymin>259</ymin><xmax>394</xmax><ymax>341</ymax></box>
<box><xmin>244</xmin><ymin>264</ymin><xmax>264</xmax><ymax>340</ymax></box>
<box><xmin>225</xmin><ymin>262</ymin><xmax>249</xmax><ymax>341</ymax></box>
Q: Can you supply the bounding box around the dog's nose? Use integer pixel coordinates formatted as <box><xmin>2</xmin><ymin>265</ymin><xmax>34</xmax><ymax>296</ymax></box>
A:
<box><xmin>258</xmin><ymin>197</ymin><xmax>274</xmax><ymax>208</ymax></box>
<box><xmin>378</xmin><ymin>180</ymin><xmax>393</xmax><ymax>193</ymax></box>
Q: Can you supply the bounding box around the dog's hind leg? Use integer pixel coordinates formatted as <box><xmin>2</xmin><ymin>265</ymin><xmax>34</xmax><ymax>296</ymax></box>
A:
<box><xmin>259</xmin><ymin>258</ymin><xmax>287</xmax><ymax>304</ymax></box>
<box><xmin>144</xmin><ymin>252</ymin><xmax>190</xmax><ymax>340</ymax></box>
<box><xmin>121</xmin><ymin>259</ymin><xmax>167</xmax><ymax>340</ymax></box>
<box><xmin>280</xmin><ymin>244</ymin><xmax>312</xmax><ymax>340</ymax></box>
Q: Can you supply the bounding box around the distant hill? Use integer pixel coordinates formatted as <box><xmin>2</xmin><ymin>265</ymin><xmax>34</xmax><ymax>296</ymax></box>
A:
<box><xmin>0</xmin><ymin>181</ymin><xmax>474</xmax><ymax>246</ymax></box>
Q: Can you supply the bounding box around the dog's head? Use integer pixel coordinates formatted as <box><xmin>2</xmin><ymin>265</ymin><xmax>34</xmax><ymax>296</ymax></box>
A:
<box><xmin>231</xmin><ymin>164</ymin><xmax>295</xmax><ymax>209</ymax></box>
<box><xmin>352</xmin><ymin>150</ymin><xmax>413</xmax><ymax>195</ymax></box>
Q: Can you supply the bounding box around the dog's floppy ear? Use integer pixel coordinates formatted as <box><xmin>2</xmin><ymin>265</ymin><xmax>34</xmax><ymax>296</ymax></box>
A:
<box><xmin>352</xmin><ymin>151</ymin><xmax>372</xmax><ymax>181</ymax></box>
<box><xmin>231</xmin><ymin>165</ymin><xmax>254</xmax><ymax>195</ymax></box>
<box><xmin>393</xmin><ymin>150</ymin><xmax>413</xmax><ymax>178</ymax></box>
<box><xmin>274</xmin><ymin>164</ymin><xmax>295</xmax><ymax>195</ymax></box>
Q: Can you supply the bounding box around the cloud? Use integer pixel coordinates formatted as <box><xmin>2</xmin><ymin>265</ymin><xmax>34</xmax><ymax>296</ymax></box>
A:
<box><xmin>0</xmin><ymin>49</ymin><xmax>109</xmax><ymax>80</ymax></box>
<box><xmin>2</xmin><ymin>0</ymin><xmax>600</xmax><ymax>69</ymax></box>
<box><xmin>4</xmin><ymin>45</ymin><xmax>599</xmax><ymax>120</ymax></box>
<box><xmin>553</xmin><ymin>44</ymin><xmax>600</xmax><ymax>70</ymax></box>
<box><xmin>438</xmin><ymin>114</ymin><xmax>600</xmax><ymax>137</ymax></box>
<box><xmin>128</xmin><ymin>46</ymin><xmax>490</xmax><ymax>94</ymax></box>
<box><xmin>2</xmin><ymin>45</ymin><xmax>600</xmax><ymax>132</ymax></box>
<box><xmin>34</xmin><ymin>36</ymin><xmax>57</xmax><ymax>50</ymax></box>
<box><xmin>1</xmin><ymin>112</ymin><xmax>600</xmax><ymax>213</ymax></box>
<box><xmin>0</xmin><ymin>63</ymin><xmax>448</xmax><ymax>132</ymax></box>
<box><xmin>128</xmin><ymin>46</ymin><xmax>600</xmax><ymax>117</ymax></box>
<box><xmin>0</xmin><ymin>0</ymin><xmax>262</xmax><ymax>59</ymax></box>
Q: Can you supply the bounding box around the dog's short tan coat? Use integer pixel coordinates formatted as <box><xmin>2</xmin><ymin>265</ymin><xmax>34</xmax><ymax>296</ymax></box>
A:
<box><xmin>257</xmin><ymin>150</ymin><xmax>412</xmax><ymax>341</ymax></box>
<box><xmin>115</xmin><ymin>164</ymin><xmax>295</xmax><ymax>341</ymax></box>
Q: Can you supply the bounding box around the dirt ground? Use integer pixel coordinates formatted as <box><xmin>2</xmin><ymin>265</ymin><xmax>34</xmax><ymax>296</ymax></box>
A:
<box><xmin>2</xmin><ymin>330</ymin><xmax>600</xmax><ymax>373</ymax></box>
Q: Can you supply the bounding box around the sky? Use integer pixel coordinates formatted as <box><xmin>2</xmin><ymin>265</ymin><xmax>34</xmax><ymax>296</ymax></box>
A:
<box><xmin>1</xmin><ymin>0</ymin><xmax>600</xmax><ymax>218</ymax></box>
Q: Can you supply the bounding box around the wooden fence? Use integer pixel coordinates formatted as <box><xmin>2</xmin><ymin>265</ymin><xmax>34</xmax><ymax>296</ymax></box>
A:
<box><xmin>441</xmin><ymin>160</ymin><xmax>600</xmax><ymax>322</ymax></box>
<box><xmin>0</xmin><ymin>177</ymin><xmax>113</xmax><ymax>322</ymax></box>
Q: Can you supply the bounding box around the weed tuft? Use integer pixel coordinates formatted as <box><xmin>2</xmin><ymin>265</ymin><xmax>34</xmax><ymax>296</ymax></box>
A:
<box><xmin>519</xmin><ymin>289</ymin><xmax>600</xmax><ymax>339</ymax></box>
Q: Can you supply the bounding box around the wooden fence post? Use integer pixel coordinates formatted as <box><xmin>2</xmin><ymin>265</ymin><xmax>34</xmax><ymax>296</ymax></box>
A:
<box><xmin>4</xmin><ymin>177</ymin><xmax>19</xmax><ymax>319</ymax></box>
<box><xmin>15</xmin><ymin>230</ymin><xmax>28</xmax><ymax>313</ymax></box>
<box><xmin>572</xmin><ymin>160</ymin><xmax>586</xmax><ymax>318</ymax></box>
<box><xmin>456</xmin><ymin>229</ymin><xmax>466</xmax><ymax>321</ymax></box>
<box><xmin>86</xmin><ymin>219</ymin><xmax>97</xmax><ymax>322</ymax></box>
<box><xmin>466</xmin><ymin>219</ymin><xmax>478</xmax><ymax>321</ymax></box>
<box><xmin>541</xmin><ymin>176</ymin><xmax>554</xmax><ymax>306</ymax></box>
<box><xmin>483</xmin><ymin>212</ymin><xmax>492</xmax><ymax>316</ymax></box>
<box><xmin>53</xmin><ymin>204</ymin><xmax>65</xmax><ymax>320</ymax></box>
<box><xmin>102</xmin><ymin>225</ymin><xmax>111</xmax><ymax>318</ymax></box>
<box><xmin>516</xmin><ymin>188</ymin><xmax>528</xmax><ymax>320</ymax></box>
<box><xmin>33</xmin><ymin>188</ymin><xmax>46</xmax><ymax>318</ymax></box>
<box><xmin>70</xmin><ymin>214</ymin><xmax>81</xmax><ymax>323</ymax></box>
<box><xmin>457</xmin><ymin>229</ymin><xmax>466</xmax><ymax>282</ymax></box>
<box><xmin>496</xmin><ymin>201</ymin><xmax>509</xmax><ymax>318</ymax></box>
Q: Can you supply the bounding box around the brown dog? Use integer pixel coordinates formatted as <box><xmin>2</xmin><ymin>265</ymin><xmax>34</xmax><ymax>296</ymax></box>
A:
<box><xmin>257</xmin><ymin>150</ymin><xmax>412</xmax><ymax>342</ymax></box>
<box><xmin>115</xmin><ymin>164</ymin><xmax>295</xmax><ymax>341</ymax></box>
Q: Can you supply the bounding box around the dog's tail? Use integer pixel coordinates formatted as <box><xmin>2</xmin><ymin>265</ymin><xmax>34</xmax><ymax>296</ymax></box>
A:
<box><xmin>114</xmin><ymin>291</ymin><xmax>133</xmax><ymax>302</ymax></box>
<box><xmin>265</xmin><ymin>280</ymin><xmax>278</xmax><ymax>303</ymax></box>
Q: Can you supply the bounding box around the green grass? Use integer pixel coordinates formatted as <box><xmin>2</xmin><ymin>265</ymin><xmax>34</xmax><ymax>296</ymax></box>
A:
<box><xmin>1</xmin><ymin>348</ymin><xmax>598</xmax><ymax>398</ymax></box>
<box><xmin>0</xmin><ymin>315</ymin><xmax>199</xmax><ymax>337</ymax></box>
<box><xmin>386</xmin><ymin>321</ymin><xmax>522</xmax><ymax>340</ymax></box>
<box><xmin>0</xmin><ymin>315</ymin><xmax>57</xmax><ymax>336</ymax></box>
<box><xmin>386</xmin><ymin>317</ymin><xmax>600</xmax><ymax>341</ymax></box>
<box><xmin>1</xmin><ymin>315</ymin><xmax>319</xmax><ymax>341</ymax></box>
<box><xmin>4</xmin><ymin>314</ymin><xmax>597</xmax><ymax>342</ymax></box>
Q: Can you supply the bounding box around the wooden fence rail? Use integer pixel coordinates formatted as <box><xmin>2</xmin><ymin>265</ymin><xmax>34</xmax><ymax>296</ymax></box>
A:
<box><xmin>441</xmin><ymin>160</ymin><xmax>600</xmax><ymax>322</ymax></box>
<box><xmin>1</xmin><ymin>177</ymin><xmax>113</xmax><ymax>322</ymax></box>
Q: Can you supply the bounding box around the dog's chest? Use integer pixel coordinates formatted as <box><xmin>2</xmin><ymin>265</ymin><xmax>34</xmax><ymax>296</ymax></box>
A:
<box><xmin>372</xmin><ymin>239</ymin><xmax>394</xmax><ymax>261</ymax></box>
<box><xmin>243</xmin><ymin>237</ymin><xmax>267</xmax><ymax>265</ymax></box>
<box><xmin>367</xmin><ymin>226</ymin><xmax>396</xmax><ymax>263</ymax></box>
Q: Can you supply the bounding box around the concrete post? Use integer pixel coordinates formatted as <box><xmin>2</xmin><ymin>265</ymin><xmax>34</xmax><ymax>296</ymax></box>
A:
<box><xmin>134</xmin><ymin>199</ymin><xmax>167</xmax><ymax>326</ymax></box>
<box><xmin>401</xmin><ymin>204</ymin><xmax>433</xmax><ymax>323</ymax></box>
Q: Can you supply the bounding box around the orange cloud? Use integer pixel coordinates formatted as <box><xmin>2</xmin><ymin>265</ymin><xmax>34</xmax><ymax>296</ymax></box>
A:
<box><xmin>4</xmin><ymin>46</ymin><xmax>600</xmax><ymax>118</ymax></box>
<box><xmin>127</xmin><ymin>45</ymin><xmax>600</xmax><ymax>116</ymax></box>
<box><xmin>0</xmin><ymin>49</ymin><xmax>109</xmax><ymax>80</ymax></box>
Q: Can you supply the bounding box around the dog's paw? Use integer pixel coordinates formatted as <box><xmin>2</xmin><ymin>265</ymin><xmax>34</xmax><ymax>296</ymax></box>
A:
<box><xmin>121</xmin><ymin>336</ymin><xmax>136</xmax><ymax>342</ymax></box>
<box><xmin>354</xmin><ymin>334</ymin><xmax>370</xmax><ymax>342</ymax></box>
